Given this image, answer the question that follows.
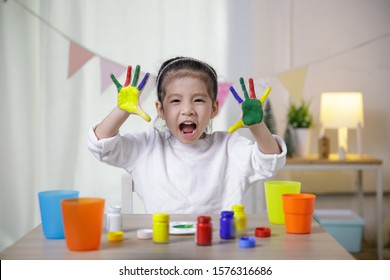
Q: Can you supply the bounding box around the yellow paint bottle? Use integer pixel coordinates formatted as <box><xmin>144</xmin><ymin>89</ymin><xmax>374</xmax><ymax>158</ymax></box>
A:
<box><xmin>232</xmin><ymin>204</ymin><xmax>247</xmax><ymax>237</ymax></box>
<box><xmin>153</xmin><ymin>213</ymin><xmax>170</xmax><ymax>244</ymax></box>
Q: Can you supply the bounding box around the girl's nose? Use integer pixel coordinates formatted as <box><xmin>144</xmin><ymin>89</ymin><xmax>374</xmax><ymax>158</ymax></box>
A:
<box><xmin>181</xmin><ymin>103</ymin><xmax>195</xmax><ymax>115</ymax></box>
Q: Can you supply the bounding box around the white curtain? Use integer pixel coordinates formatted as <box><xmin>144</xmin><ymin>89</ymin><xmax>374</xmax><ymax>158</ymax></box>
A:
<box><xmin>0</xmin><ymin>0</ymin><xmax>291</xmax><ymax>251</ymax></box>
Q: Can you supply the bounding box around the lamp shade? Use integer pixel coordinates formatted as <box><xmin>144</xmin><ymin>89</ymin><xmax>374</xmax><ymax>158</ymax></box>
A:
<box><xmin>320</xmin><ymin>92</ymin><xmax>364</xmax><ymax>129</ymax></box>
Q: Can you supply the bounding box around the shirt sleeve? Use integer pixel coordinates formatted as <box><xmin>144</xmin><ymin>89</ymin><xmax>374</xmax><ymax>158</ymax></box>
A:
<box><xmin>87</xmin><ymin>123</ymin><xmax>155</xmax><ymax>171</ymax></box>
<box><xmin>252</xmin><ymin>135</ymin><xmax>287</xmax><ymax>176</ymax></box>
<box><xmin>228</xmin><ymin>133</ymin><xmax>287</xmax><ymax>183</ymax></box>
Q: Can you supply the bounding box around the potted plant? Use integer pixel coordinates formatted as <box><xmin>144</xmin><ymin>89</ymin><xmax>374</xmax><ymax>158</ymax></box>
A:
<box><xmin>286</xmin><ymin>101</ymin><xmax>313</xmax><ymax>157</ymax></box>
<box><xmin>287</xmin><ymin>101</ymin><xmax>313</xmax><ymax>129</ymax></box>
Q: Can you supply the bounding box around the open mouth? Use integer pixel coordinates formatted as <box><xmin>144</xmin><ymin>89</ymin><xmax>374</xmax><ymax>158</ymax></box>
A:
<box><xmin>179</xmin><ymin>122</ymin><xmax>197</xmax><ymax>135</ymax></box>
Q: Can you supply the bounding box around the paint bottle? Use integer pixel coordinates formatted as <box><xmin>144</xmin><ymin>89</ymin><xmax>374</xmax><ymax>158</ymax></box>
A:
<box><xmin>220</xmin><ymin>211</ymin><xmax>235</xmax><ymax>239</ymax></box>
<box><xmin>196</xmin><ymin>216</ymin><xmax>212</xmax><ymax>246</ymax></box>
<box><xmin>153</xmin><ymin>213</ymin><xmax>169</xmax><ymax>244</ymax></box>
<box><xmin>106</xmin><ymin>205</ymin><xmax>122</xmax><ymax>232</ymax></box>
<box><xmin>232</xmin><ymin>204</ymin><xmax>247</xmax><ymax>236</ymax></box>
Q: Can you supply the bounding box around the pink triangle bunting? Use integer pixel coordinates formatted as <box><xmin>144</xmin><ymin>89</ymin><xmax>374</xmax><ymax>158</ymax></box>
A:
<box><xmin>217</xmin><ymin>82</ymin><xmax>232</xmax><ymax>113</ymax></box>
<box><xmin>100</xmin><ymin>58</ymin><xmax>127</xmax><ymax>93</ymax></box>
<box><xmin>68</xmin><ymin>41</ymin><xmax>95</xmax><ymax>78</ymax></box>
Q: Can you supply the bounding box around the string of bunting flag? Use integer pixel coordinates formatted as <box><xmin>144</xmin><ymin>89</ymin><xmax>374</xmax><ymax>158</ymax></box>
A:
<box><xmin>68</xmin><ymin>40</ymin><xmax>233</xmax><ymax>110</ymax></box>
<box><xmin>14</xmin><ymin>0</ymin><xmax>387</xmax><ymax>108</ymax></box>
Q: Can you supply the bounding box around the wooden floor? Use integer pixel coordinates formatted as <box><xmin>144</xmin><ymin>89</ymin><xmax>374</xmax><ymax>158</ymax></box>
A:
<box><xmin>351</xmin><ymin>241</ymin><xmax>389</xmax><ymax>260</ymax></box>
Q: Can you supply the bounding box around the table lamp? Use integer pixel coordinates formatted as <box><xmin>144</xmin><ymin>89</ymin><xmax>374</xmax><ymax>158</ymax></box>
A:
<box><xmin>320</xmin><ymin>92</ymin><xmax>364</xmax><ymax>159</ymax></box>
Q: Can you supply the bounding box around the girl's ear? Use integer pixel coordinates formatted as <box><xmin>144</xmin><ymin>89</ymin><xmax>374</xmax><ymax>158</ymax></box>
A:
<box><xmin>211</xmin><ymin>100</ymin><xmax>219</xmax><ymax>119</ymax></box>
<box><xmin>155</xmin><ymin>101</ymin><xmax>165</xmax><ymax>120</ymax></box>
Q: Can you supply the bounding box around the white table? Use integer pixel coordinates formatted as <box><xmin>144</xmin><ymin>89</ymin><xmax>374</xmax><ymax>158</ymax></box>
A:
<box><xmin>0</xmin><ymin>214</ymin><xmax>354</xmax><ymax>260</ymax></box>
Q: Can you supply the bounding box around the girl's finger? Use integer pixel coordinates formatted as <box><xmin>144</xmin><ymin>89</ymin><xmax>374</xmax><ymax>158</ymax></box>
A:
<box><xmin>240</xmin><ymin>77</ymin><xmax>249</xmax><ymax>100</ymax></box>
<box><xmin>110</xmin><ymin>74</ymin><xmax>122</xmax><ymax>92</ymax></box>
<box><xmin>124</xmin><ymin>66</ymin><xmax>132</xmax><ymax>87</ymax></box>
<box><xmin>131</xmin><ymin>65</ymin><xmax>140</xmax><ymax>87</ymax></box>
<box><xmin>249</xmin><ymin>78</ymin><xmax>256</xmax><ymax>99</ymax></box>
<box><xmin>259</xmin><ymin>86</ymin><xmax>271</xmax><ymax>103</ymax></box>
<box><xmin>137</xmin><ymin>73</ymin><xmax>150</xmax><ymax>92</ymax></box>
<box><xmin>228</xmin><ymin>119</ymin><xmax>245</xmax><ymax>133</ymax></box>
<box><xmin>230</xmin><ymin>86</ymin><xmax>243</xmax><ymax>104</ymax></box>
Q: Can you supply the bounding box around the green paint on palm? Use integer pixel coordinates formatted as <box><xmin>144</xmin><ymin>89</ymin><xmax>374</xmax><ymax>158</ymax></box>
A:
<box><xmin>242</xmin><ymin>99</ymin><xmax>263</xmax><ymax>126</ymax></box>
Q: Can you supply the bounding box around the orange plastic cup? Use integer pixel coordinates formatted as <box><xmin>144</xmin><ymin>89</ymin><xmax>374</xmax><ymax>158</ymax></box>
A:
<box><xmin>61</xmin><ymin>198</ymin><xmax>105</xmax><ymax>251</ymax></box>
<box><xmin>282</xmin><ymin>193</ymin><xmax>316</xmax><ymax>234</ymax></box>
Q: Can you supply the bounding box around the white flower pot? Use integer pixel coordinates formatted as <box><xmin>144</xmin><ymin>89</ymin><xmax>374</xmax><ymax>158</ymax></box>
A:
<box><xmin>294</xmin><ymin>128</ymin><xmax>311</xmax><ymax>157</ymax></box>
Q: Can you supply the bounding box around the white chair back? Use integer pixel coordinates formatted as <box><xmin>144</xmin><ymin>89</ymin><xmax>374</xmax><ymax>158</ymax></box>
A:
<box><xmin>121</xmin><ymin>173</ymin><xmax>145</xmax><ymax>214</ymax></box>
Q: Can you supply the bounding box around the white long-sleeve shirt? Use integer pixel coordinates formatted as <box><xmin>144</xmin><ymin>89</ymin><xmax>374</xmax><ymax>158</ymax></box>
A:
<box><xmin>88</xmin><ymin>125</ymin><xmax>287</xmax><ymax>214</ymax></box>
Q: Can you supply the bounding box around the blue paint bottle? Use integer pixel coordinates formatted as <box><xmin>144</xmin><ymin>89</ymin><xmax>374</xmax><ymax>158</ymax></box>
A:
<box><xmin>220</xmin><ymin>211</ymin><xmax>235</xmax><ymax>239</ymax></box>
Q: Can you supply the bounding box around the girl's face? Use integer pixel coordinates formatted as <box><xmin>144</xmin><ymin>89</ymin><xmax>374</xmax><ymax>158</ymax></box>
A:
<box><xmin>156</xmin><ymin>76</ymin><xmax>219</xmax><ymax>144</ymax></box>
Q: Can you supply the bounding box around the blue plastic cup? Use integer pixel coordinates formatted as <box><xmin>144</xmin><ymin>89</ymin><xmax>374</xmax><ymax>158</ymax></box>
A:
<box><xmin>38</xmin><ymin>190</ymin><xmax>79</xmax><ymax>239</ymax></box>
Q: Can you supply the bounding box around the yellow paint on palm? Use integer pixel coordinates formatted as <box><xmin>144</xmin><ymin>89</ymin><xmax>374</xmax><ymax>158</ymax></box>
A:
<box><xmin>118</xmin><ymin>86</ymin><xmax>151</xmax><ymax>122</ymax></box>
<box><xmin>111</xmin><ymin>65</ymin><xmax>151</xmax><ymax>122</ymax></box>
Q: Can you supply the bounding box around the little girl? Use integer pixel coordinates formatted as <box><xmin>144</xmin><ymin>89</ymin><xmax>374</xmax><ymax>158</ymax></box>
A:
<box><xmin>88</xmin><ymin>57</ymin><xmax>287</xmax><ymax>214</ymax></box>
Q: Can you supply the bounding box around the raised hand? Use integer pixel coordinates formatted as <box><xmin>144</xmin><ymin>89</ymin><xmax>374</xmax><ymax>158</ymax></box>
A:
<box><xmin>110</xmin><ymin>65</ymin><xmax>151</xmax><ymax>122</ymax></box>
<box><xmin>228</xmin><ymin>77</ymin><xmax>271</xmax><ymax>133</ymax></box>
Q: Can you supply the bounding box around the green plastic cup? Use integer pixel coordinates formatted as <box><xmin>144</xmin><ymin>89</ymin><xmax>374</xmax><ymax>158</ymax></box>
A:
<box><xmin>264</xmin><ymin>181</ymin><xmax>301</xmax><ymax>224</ymax></box>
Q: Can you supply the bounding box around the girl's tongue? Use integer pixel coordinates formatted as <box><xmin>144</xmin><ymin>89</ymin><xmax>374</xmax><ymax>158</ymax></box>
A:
<box><xmin>180</xmin><ymin>123</ymin><xmax>197</xmax><ymax>134</ymax></box>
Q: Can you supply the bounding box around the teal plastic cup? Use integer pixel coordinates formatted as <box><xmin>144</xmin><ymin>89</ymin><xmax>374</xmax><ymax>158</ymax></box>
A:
<box><xmin>38</xmin><ymin>190</ymin><xmax>79</xmax><ymax>239</ymax></box>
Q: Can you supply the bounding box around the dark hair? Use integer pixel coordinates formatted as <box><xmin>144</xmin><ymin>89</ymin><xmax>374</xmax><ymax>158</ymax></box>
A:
<box><xmin>156</xmin><ymin>57</ymin><xmax>218</xmax><ymax>104</ymax></box>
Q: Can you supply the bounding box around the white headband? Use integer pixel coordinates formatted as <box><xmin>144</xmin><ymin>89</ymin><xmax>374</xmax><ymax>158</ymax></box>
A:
<box><xmin>156</xmin><ymin>57</ymin><xmax>218</xmax><ymax>89</ymax></box>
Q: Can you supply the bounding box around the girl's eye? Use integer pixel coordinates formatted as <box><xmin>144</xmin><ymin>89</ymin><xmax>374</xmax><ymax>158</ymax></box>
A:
<box><xmin>170</xmin><ymin>99</ymin><xmax>181</xmax><ymax>103</ymax></box>
<box><xmin>195</xmin><ymin>99</ymin><xmax>205</xmax><ymax>103</ymax></box>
